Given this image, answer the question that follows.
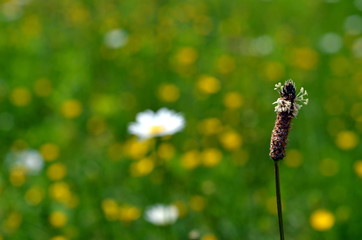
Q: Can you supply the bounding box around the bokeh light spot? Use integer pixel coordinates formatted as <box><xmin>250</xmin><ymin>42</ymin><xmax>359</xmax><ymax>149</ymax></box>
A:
<box><xmin>61</xmin><ymin>99</ymin><xmax>83</xmax><ymax>118</ymax></box>
<box><xmin>197</xmin><ymin>75</ymin><xmax>221</xmax><ymax>94</ymax></box>
<box><xmin>157</xmin><ymin>84</ymin><xmax>180</xmax><ymax>102</ymax></box>
<box><xmin>310</xmin><ymin>209</ymin><xmax>335</xmax><ymax>231</ymax></box>
<box><xmin>335</xmin><ymin>131</ymin><xmax>359</xmax><ymax>150</ymax></box>
<box><xmin>284</xmin><ymin>149</ymin><xmax>303</xmax><ymax>167</ymax></box>
<box><xmin>10</xmin><ymin>87</ymin><xmax>32</xmax><ymax>107</ymax></box>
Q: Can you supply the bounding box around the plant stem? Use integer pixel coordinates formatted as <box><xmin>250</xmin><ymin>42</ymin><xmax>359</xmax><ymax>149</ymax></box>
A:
<box><xmin>274</xmin><ymin>161</ymin><xmax>285</xmax><ymax>240</ymax></box>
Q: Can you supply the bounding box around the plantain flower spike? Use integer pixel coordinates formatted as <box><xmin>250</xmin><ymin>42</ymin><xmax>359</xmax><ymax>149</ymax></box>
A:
<box><xmin>269</xmin><ymin>80</ymin><xmax>308</xmax><ymax>161</ymax></box>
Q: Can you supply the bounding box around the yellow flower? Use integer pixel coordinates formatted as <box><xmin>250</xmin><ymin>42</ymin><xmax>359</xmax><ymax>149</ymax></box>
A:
<box><xmin>335</xmin><ymin>131</ymin><xmax>359</xmax><ymax>150</ymax></box>
<box><xmin>61</xmin><ymin>99</ymin><xmax>83</xmax><ymax>118</ymax></box>
<box><xmin>130</xmin><ymin>158</ymin><xmax>154</xmax><ymax>177</ymax></box>
<box><xmin>219</xmin><ymin>131</ymin><xmax>243</xmax><ymax>151</ymax></box>
<box><xmin>201</xmin><ymin>148</ymin><xmax>222</xmax><ymax>167</ymax></box>
<box><xmin>181</xmin><ymin>150</ymin><xmax>200</xmax><ymax>169</ymax></box>
<box><xmin>50</xmin><ymin>236</ymin><xmax>68</xmax><ymax>240</ymax></box>
<box><xmin>119</xmin><ymin>206</ymin><xmax>141</xmax><ymax>222</ymax></box>
<box><xmin>201</xmin><ymin>234</ymin><xmax>218</xmax><ymax>240</ymax></box>
<box><xmin>354</xmin><ymin>160</ymin><xmax>362</xmax><ymax>178</ymax></box>
<box><xmin>284</xmin><ymin>149</ymin><xmax>303</xmax><ymax>168</ymax></box>
<box><xmin>198</xmin><ymin>118</ymin><xmax>223</xmax><ymax>136</ymax></box>
<box><xmin>5</xmin><ymin>212</ymin><xmax>22</xmax><ymax>231</ymax></box>
<box><xmin>49</xmin><ymin>182</ymin><xmax>72</xmax><ymax>205</ymax></box>
<box><xmin>157</xmin><ymin>84</ymin><xmax>180</xmax><ymax>102</ymax></box>
<box><xmin>176</xmin><ymin>47</ymin><xmax>198</xmax><ymax>65</ymax></box>
<box><xmin>124</xmin><ymin>138</ymin><xmax>150</xmax><ymax>159</ymax></box>
<box><xmin>310</xmin><ymin>209</ymin><xmax>335</xmax><ymax>231</ymax></box>
<box><xmin>10</xmin><ymin>87</ymin><xmax>32</xmax><ymax>107</ymax></box>
<box><xmin>10</xmin><ymin>167</ymin><xmax>26</xmax><ymax>187</ymax></box>
<box><xmin>102</xmin><ymin>199</ymin><xmax>119</xmax><ymax>221</ymax></box>
<box><xmin>47</xmin><ymin>163</ymin><xmax>67</xmax><ymax>181</ymax></box>
<box><xmin>223</xmin><ymin>92</ymin><xmax>243</xmax><ymax>109</ymax></box>
<box><xmin>197</xmin><ymin>75</ymin><xmax>220</xmax><ymax>94</ymax></box>
<box><xmin>40</xmin><ymin>143</ymin><xmax>60</xmax><ymax>161</ymax></box>
<box><xmin>49</xmin><ymin>211</ymin><xmax>68</xmax><ymax>228</ymax></box>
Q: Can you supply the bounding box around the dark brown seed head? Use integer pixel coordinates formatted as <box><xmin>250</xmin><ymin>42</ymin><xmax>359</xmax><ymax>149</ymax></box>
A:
<box><xmin>280</xmin><ymin>80</ymin><xmax>296</xmax><ymax>101</ymax></box>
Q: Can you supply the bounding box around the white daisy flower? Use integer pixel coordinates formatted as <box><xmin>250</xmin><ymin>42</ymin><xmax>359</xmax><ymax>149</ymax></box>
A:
<box><xmin>128</xmin><ymin>108</ymin><xmax>185</xmax><ymax>140</ymax></box>
<box><xmin>6</xmin><ymin>149</ymin><xmax>44</xmax><ymax>175</ymax></box>
<box><xmin>144</xmin><ymin>204</ymin><xmax>179</xmax><ymax>226</ymax></box>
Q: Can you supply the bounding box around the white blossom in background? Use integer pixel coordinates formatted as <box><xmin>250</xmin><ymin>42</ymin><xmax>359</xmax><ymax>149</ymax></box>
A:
<box><xmin>6</xmin><ymin>149</ymin><xmax>44</xmax><ymax>175</ymax></box>
<box><xmin>344</xmin><ymin>15</ymin><xmax>362</xmax><ymax>35</ymax></box>
<box><xmin>128</xmin><ymin>108</ymin><xmax>185</xmax><ymax>140</ymax></box>
<box><xmin>104</xmin><ymin>29</ymin><xmax>128</xmax><ymax>49</ymax></box>
<box><xmin>319</xmin><ymin>33</ymin><xmax>342</xmax><ymax>54</ymax></box>
<box><xmin>352</xmin><ymin>37</ymin><xmax>362</xmax><ymax>58</ymax></box>
<box><xmin>145</xmin><ymin>204</ymin><xmax>179</xmax><ymax>226</ymax></box>
<box><xmin>251</xmin><ymin>35</ymin><xmax>274</xmax><ymax>56</ymax></box>
<box><xmin>355</xmin><ymin>0</ymin><xmax>362</xmax><ymax>11</ymax></box>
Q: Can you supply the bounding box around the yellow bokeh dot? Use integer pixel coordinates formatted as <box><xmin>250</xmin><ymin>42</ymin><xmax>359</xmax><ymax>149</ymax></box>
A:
<box><xmin>47</xmin><ymin>163</ymin><xmax>67</xmax><ymax>181</ymax></box>
<box><xmin>119</xmin><ymin>206</ymin><xmax>141</xmax><ymax>222</ymax></box>
<box><xmin>354</xmin><ymin>160</ymin><xmax>362</xmax><ymax>178</ymax></box>
<box><xmin>292</xmin><ymin>47</ymin><xmax>319</xmax><ymax>70</ymax></box>
<box><xmin>34</xmin><ymin>78</ymin><xmax>52</xmax><ymax>97</ymax></box>
<box><xmin>223</xmin><ymin>92</ymin><xmax>243</xmax><ymax>109</ymax></box>
<box><xmin>87</xmin><ymin>116</ymin><xmax>107</xmax><ymax>136</ymax></box>
<box><xmin>157</xmin><ymin>143</ymin><xmax>175</xmax><ymax>160</ymax></box>
<box><xmin>10</xmin><ymin>168</ymin><xmax>26</xmax><ymax>187</ymax></box>
<box><xmin>198</xmin><ymin>118</ymin><xmax>223</xmax><ymax>136</ymax></box>
<box><xmin>40</xmin><ymin>143</ymin><xmax>60</xmax><ymax>161</ymax></box>
<box><xmin>181</xmin><ymin>150</ymin><xmax>200</xmax><ymax>169</ymax></box>
<box><xmin>157</xmin><ymin>84</ymin><xmax>180</xmax><ymax>102</ymax></box>
<box><xmin>216</xmin><ymin>55</ymin><xmax>236</xmax><ymax>74</ymax></box>
<box><xmin>197</xmin><ymin>75</ymin><xmax>220</xmax><ymax>94</ymax></box>
<box><xmin>5</xmin><ymin>212</ymin><xmax>22</xmax><ymax>231</ymax></box>
<box><xmin>219</xmin><ymin>131</ymin><xmax>243</xmax><ymax>151</ymax></box>
<box><xmin>284</xmin><ymin>149</ymin><xmax>303</xmax><ymax>167</ymax></box>
<box><xmin>50</xmin><ymin>236</ymin><xmax>68</xmax><ymax>240</ymax></box>
<box><xmin>25</xmin><ymin>187</ymin><xmax>44</xmax><ymax>205</ymax></box>
<box><xmin>319</xmin><ymin>158</ymin><xmax>339</xmax><ymax>177</ymax></box>
<box><xmin>125</xmin><ymin>138</ymin><xmax>150</xmax><ymax>159</ymax></box>
<box><xmin>49</xmin><ymin>182</ymin><xmax>72</xmax><ymax>205</ymax></box>
<box><xmin>102</xmin><ymin>199</ymin><xmax>119</xmax><ymax>221</ymax></box>
<box><xmin>10</xmin><ymin>87</ymin><xmax>32</xmax><ymax>107</ymax></box>
<box><xmin>49</xmin><ymin>211</ymin><xmax>68</xmax><ymax>228</ymax></box>
<box><xmin>201</xmin><ymin>234</ymin><xmax>218</xmax><ymax>240</ymax></box>
<box><xmin>310</xmin><ymin>209</ymin><xmax>335</xmax><ymax>231</ymax></box>
<box><xmin>176</xmin><ymin>47</ymin><xmax>198</xmax><ymax>65</ymax></box>
<box><xmin>61</xmin><ymin>99</ymin><xmax>83</xmax><ymax>118</ymax></box>
<box><xmin>264</xmin><ymin>61</ymin><xmax>285</xmax><ymax>81</ymax></box>
<box><xmin>335</xmin><ymin>131</ymin><xmax>359</xmax><ymax>150</ymax></box>
<box><xmin>201</xmin><ymin>148</ymin><xmax>222</xmax><ymax>167</ymax></box>
<box><xmin>107</xmin><ymin>142</ymin><xmax>123</xmax><ymax>161</ymax></box>
<box><xmin>130</xmin><ymin>158</ymin><xmax>154</xmax><ymax>177</ymax></box>
<box><xmin>190</xmin><ymin>195</ymin><xmax>206</xmax><ymax>212</ymax></box>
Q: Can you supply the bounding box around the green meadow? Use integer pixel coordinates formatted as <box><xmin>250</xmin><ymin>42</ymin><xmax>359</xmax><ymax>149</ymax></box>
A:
<box><xmin>1</xmin><ymin>0</ymin><xmax>362</xmax><ymax>239</ymax></box>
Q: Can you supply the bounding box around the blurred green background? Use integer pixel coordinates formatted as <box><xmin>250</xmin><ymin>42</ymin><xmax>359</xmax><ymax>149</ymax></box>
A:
<box><xmin>1</xmin><ymin>0</ymin><xmax>362</xmax><ymax>239</ymax></box>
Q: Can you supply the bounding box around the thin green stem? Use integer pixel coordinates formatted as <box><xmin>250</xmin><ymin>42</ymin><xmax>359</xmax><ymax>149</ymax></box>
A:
<box><xmin>274</xmin><ymin>161</ymin><xmax>285</xmax><ymax>240</ymax></box>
